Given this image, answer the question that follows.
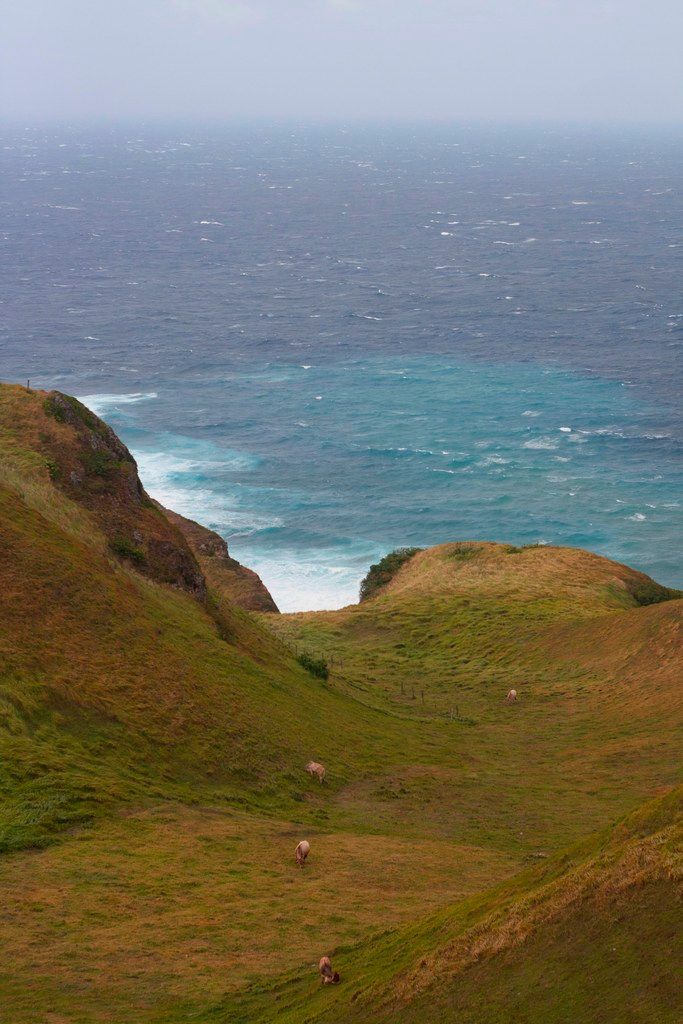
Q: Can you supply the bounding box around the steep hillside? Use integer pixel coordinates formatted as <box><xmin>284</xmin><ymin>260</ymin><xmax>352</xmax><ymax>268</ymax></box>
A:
<box><xmin>0</xmin><ymin>383</ymin><xmax>425</xmax><ymax>853</ymax></box>
<box><xmin>14</xmin><ymin>386</ymin><xmax>206</xmax><ymax>595</ymax></box>
<box><xmin>161</xmin><ymin>504</ymin><xmax>279</xmax><ymax>612</ymax></box>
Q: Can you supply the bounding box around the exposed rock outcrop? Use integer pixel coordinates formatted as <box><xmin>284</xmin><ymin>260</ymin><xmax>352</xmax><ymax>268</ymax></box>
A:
<box><xmin>40</xmin><ymin>391</ymin><xmax>206</xmax><ymax>598</ymax></box>
<box><xmin>161</xmin><ymin>506</ymin><xmax>279</xmax><ymax>613</ymax></box>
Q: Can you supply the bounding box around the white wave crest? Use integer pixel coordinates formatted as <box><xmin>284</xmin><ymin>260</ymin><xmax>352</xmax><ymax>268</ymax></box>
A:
<box><xmin>523</xmin><ymin>437</ymin><xmax>559</xmax><ymax>450</ymax></box>
<box><xmin>79</xmin><ymin>392</ymin><xmax>158</xmax><ymax>416</ymax></box>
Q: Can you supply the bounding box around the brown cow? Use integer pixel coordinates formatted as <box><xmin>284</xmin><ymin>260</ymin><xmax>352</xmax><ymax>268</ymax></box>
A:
<box><xmin>319</xmin><ymin>956</ymin><xmax>340</xmax><ymax>984</ymax></box>
<box><xmin>295</xmin><ymin>839</ymin><xmax>310</xmax><ymax>867</ymax></box>
<box><xmin>506</xmin><ymin>688</ymin><xmax>518</xmax><ymax>703</ymax></box>
<box><xmin>305</xmin><ymin>761</ymin><xmax>326</xmax><ymax>783</ymax></box>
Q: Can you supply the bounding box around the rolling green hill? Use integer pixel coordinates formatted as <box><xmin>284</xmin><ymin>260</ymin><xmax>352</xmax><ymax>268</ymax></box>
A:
<box><xmin>0</xmin><ymin>381</ymin><xmax>680</xmax><ymax>1023</ymax></box>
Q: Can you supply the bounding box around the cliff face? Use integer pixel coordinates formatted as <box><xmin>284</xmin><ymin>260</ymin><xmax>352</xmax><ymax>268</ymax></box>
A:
<box><xmin>39</xmin><ymin>391</ymin><xmax>207</xmax><ymax>598</ymax></box>
<box><xmin>161</xmin><ymin>506</ymin><xmax>279</xmax><ymax>613</ymax></box>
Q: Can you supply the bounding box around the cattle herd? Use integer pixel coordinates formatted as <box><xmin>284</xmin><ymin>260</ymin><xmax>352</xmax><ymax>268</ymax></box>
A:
<box><xmin>301</xmin><ymin>689</ymin><xmax>518</xmax><ymax>987</ymax></box>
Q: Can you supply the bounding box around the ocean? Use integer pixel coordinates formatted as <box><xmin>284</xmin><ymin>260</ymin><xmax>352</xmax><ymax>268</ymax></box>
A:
<box><xmin>2</xmin><ymin>123</ymin><xmax>681</xmax><ymax>609</ymax></box>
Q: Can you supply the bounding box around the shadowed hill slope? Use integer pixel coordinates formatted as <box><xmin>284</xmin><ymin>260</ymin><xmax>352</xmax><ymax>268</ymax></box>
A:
<box><xmin>21</xmin><ymin>387</ymin><xmax>206</xmax><ymax>595</ymax></box>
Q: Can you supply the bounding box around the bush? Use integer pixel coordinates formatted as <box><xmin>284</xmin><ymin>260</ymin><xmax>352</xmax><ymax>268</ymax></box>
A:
<box><xmin>297</xmin><ymin>652</ymin><xmax>329</xmax><ymax>680</ymax></box>
<box><xmin>628</xmin><ymin>580</ymin><xmax>682</xmax><ymax>607</ymax></box>
<box><xmin>110</xmin><ymin>538</ymin><xmax>146</xmax><ymax>564</ymax></box>
<box><xmin>83</xmin><ymin>451</ymin><xmax>116</xmax><ymax>476</ymax></box>
<box><xmin>359</xmin><ymin>547</ymin><xmax>422</xmax><ymax>602</ymax></box>
<box><xmin>449</xmin><ymin>543</ymin><xmax>478</xmax><ymax>562</ymax></box>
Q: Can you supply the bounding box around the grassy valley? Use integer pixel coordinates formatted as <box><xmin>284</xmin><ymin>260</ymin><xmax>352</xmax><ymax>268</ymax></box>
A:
<box><xmin>0</xmin><ymin>382</ymin><xmax>680</xmax><ymax>1023</ymax></box>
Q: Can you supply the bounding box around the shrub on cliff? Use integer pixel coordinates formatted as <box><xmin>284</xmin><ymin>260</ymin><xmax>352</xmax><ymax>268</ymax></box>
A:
<box><xmin>359</xmin><ymin>547</ymin><xmax>422</xmax><ymax>602</ymax></box>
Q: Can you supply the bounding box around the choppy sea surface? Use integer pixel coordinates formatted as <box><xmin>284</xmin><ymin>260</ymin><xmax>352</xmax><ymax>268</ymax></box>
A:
<box><xmin>2</xmin><ymin>124</ymin><xmax>681</xmax><ymax>609</ymax></box>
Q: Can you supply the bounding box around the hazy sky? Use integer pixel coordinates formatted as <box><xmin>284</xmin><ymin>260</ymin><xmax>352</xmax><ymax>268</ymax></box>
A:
<box><xmin>2</xmin><ymin>0</ymin><xmax>682</xmax><ymax>123</ymax></box>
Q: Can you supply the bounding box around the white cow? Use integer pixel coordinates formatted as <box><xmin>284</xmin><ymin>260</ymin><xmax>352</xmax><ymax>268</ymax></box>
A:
<box><xmin>295</xmin><ymin>839</ymin><xmax>310</xmax><ymax>867</ymax></box>
<box><xmin>305</xmin><ymin>761</ymin><xmax>326</xmax><ymax>783</ymax></box>
<box><xmin>319</xmin><ymin>956</ymin><xmax>340</xmax><ymax>984</ymax></box>
<box><xmin>506</xmin><ymin>688</ymin><xmax>518</xmax><ymax>703</ymax></box>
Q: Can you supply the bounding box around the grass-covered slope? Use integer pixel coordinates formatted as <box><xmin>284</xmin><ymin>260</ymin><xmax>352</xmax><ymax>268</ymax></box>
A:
<box><xmin>220</xmin><ymin>786</ymin><xmax>682</xmax><ymax>1024</ymax></box>
<box><xmin>266</xmin><ymin>542</ymin><xmax>682</xmax><ymax>851</ymax></box>
<box><xmin>0</xmin><ymin>383</ymin><xmax>425</xmax><ymax>852</ymax></box>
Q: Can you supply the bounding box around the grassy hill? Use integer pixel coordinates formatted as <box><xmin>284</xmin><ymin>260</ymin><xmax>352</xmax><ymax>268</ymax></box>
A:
<box><xmin>266</xmin><ymin>541</ymin><xmax>682</xmax><ymax>853</ymax></box>
<box><xmin>0</xmin><ymin>383</ymin><xmax>428</xmax><ymax>852</ymax></box>
<box><xmin>218</xmin><ymin>785</ymin><xmax>682</xmax><ymax>1024</ymax></box>
<box><xmin>0</xmin><ymin>381</ymin><xmax>680</xmax><ymax>1023</ymax></box>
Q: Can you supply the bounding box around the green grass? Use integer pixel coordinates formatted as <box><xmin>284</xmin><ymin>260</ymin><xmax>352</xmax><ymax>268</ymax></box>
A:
<box><xmin>190</xmin><ymin>787</ymin><xmax>683</xmax><ymax>1024</ymax></box>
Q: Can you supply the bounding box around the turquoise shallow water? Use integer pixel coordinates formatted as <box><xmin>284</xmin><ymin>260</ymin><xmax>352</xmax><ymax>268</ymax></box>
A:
<box><xmin>2</xmin><ymin>124</ymin><xmax>681</xmax><ymax>608</ymax></box>
<box><xmin>82</xmin><ymin>355</ymin><xmax>681</xmax><ymax>609</ymax></box>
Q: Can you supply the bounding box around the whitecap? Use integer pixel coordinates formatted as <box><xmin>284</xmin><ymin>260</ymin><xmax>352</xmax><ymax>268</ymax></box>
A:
<box><xmin>79</xmin><ymin>392</ymin><xmax>158</xmax><ymax>416</ymax></box>
<box><xmin>523</xmin><ymin>437</ymin><xmax>559</xmax><ymax>450</ymax></box>
<box><xmin>479</xmin><ymin>454</ymin><xmax>510</xmax><ymax>466</ymax></box>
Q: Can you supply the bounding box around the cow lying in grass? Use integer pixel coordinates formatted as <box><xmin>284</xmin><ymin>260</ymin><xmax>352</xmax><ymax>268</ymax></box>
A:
<box><xmin>295</xmin><ymin>840</ymin><xmax>310</xmax><ymax>867</ymax></box>
<box><xmin>319</xmin><ymin>956</ymin><xmax>340</xmax><ymax>984</ymax></box>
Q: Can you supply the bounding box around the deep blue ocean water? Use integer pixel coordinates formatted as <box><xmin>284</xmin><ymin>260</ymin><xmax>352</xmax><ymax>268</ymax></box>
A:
<box><xmin>2</xmin><ymin>124</ymin><xmax>681</xmax><ymax>609</ymax></box>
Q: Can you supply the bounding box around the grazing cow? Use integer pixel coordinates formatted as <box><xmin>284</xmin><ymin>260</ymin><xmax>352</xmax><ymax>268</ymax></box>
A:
<box><xmin>295</xmin><ymin>839</ymin><xmax>310</xmax><ymax>868</ymax></box>
<box><xmin>319</xmin><ymin>956</ymin><xmax>340</xmax><ymax>985</ymax></box>
<box><xmin>506</xmin><ymin>688</ymin><xmax>518</xmax><ymax>703</ymax></box>
<box><xmin>305</xmin><ymin>761</ymin><xmax>326</xmax><ymax>783</ymax></box>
